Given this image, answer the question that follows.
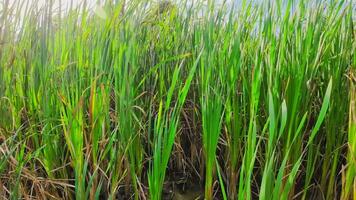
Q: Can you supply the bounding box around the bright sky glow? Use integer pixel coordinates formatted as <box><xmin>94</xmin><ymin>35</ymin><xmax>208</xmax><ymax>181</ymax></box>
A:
<box><xmin>6</xmin><ymin>0</ymin><xmax>233</xmax><ymax>11</ymax></box>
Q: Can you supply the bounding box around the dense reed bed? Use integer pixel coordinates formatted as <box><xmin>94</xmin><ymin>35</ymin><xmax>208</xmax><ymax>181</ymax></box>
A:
<box><xmin>0</xmin><ymin>0</ymin><xmax>355</xmax><ymax>199</ymax></box>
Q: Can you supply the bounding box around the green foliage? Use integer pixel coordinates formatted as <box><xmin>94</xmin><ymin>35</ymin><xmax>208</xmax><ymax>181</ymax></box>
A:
<box><xmin>0</xmin><ymin>0</ymin><xmax>354</xmax><ymax>199</ymax></box>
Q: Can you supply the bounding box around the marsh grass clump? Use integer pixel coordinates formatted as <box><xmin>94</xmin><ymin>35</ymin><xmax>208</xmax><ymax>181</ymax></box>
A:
<box><xmin>0</xmin><ymin>0</ymin><xmax>355</xmax><ymax>199</ymax></box>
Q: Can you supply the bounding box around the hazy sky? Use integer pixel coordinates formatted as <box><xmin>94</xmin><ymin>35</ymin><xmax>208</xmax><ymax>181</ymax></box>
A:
<box><xmin>7</xmin><ymin>0</ymin><xmax>233</xmax><ymax>11</ymax></box>
<box><xmin>3</xmin><ymin>0</ymin><xmax>241</xmax><ymax>26</ymax></box>
<box><xmin>8</xmin><ymin>0</ymin><xmax>95</xmax><ymax>10</ymax></box>
<box><xmin>5</xmin><ymin>0</ymin><xmax>354</xmax><ymax>16</ymax></box>
<box><xmin>4</xmin><ymin>0</ymin><xmax>240</xmax><ymax>21</ymax></box>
